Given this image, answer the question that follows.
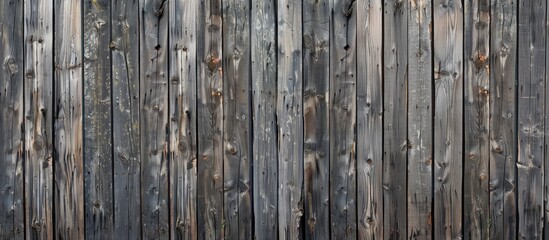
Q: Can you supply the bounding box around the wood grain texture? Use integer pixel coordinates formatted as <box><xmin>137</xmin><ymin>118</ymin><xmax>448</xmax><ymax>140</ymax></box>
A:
<box><xmin>139</xmin><ymin>0</ymin><xmax>169</xmax><ymax>238</ymax></box>
<box><xmin>53</xmin><ymin>0</ymin><xmax>84</xmax><ymax>238</ymax></box>
<box><xmin>329</xmin><ymin>0</ymin><xmax>357</xmax><ymax>238</ymax></box>
<box><xmin>169</xmin><ymin>0</ymin><xmax>197</xmax><ymax>239</ymax></box>
<box><xmin>383</xmin><ymin>0</ymin><xmax>408</xmax><ymax>239</ymax></box>
<box><xmin>407</xmin><ymin>0</ymin><xmax>433</xmax><ymax>238</ymax></box>
<box><xmin>433</xmin><ymin>0</ymin><xmax>463</xmax><ymax>238</ymax></box>
<box><xmin>303</xmin><ymin>0</ymin><xmax>330</xmax><ymax>238</ymax></box>
<box><xmin>83</xmin><ymin>0</ymin><xmax>114</xmax><ymax>238</ymax></box>
<box><xmin>0</xmin><ymin>0</ymin><xmax>24</xmax><ymax>238</ymax></box>
<box><xmin>517</xmin><ymin>0</ymin><xmax>545</xmax><ymax>238</ymax></box>
<box><xmin>464</xmin><ymin>0</ymin><xmax>490</xmax><ymax>239</ymax></box>
<box><xmin>251</xmin><ymin>0</ymin><xmax>278</xmax><ymax>238</ymax></box>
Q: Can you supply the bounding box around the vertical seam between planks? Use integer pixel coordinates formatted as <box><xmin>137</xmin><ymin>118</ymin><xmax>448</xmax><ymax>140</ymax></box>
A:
<box><xmin>430</xmin><ymin>0</ymin><xmax>435</xmax><ymax>238</ymax></box>
<box><xmin>81</xmin><ymin>0</ymin><xmax>86</xmax><ymax>236</ymax></box>
<box><xmin>138</xmin><ymin>0</ymin><xmax>143</xmax><ymax>238</ymax></box>
<box><xmin>110</xmin><ymin>0</ymin><xmax>116</xmax><ymax>236</ymax></box>
<box><xmin>380</xmin><ymin>1</ymin><xmax>386</xmax><ymax>238</ymax></box>
<box><xmin>166</xmin><ymin>0</ymin><xmax>171</xmax><ymax>237</ymax></box>
<box><xmin>514</xmin><ymin>0</ymin><xmax>519</xmax><ymax>238</ymax></box>
<box><xmin>21</xmin><ymin>0</ymin><xmax>26</xmax><ymax>238</ymax></box>
<box><xmin>51</xmin><ymin>0</ymin><xmax>56</xmax><ymax>236</ymax></box>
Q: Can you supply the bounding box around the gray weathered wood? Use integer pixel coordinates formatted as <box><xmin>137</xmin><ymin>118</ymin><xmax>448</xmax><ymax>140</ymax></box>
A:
<box><xmin>139</xmin><ymin>0</ymin><xmax>169</xmax><ymax>238</ymax></box>
<box><xmin>433</xmin><ymin>0</ymin><xmax>463</xmax><ymax>238</ymax></box>
<box><xmin>0</xmin><ymin>0</ymin><xmax>24</xmax><ymax>238</ymax></box>
<box><xmin>303</xmin><ymin>0</ymin><xmax>330</xmax><ymax>238</ymax></box>
<box><xmin>329</xmin><ymin>0</ymin><xmax>357</xmax><ymax>238</ymax></box>
<box><xmin>464</xmin><ymin>0</ymin><xmax>490</xmax><ymax>238</ymax></box>
<box><xmin>169</xmin><ymin>0</ymin><xmax>197</xmax><ymax>239</ymax></box>
<box><xmin>382</xmin><ymin>0</ymin><xmax>408</xmax><ymax>239</ymax></box>
<box><xmin>83</xmin><ymin>0</ymin><xmax>114</xmax><ymax>238</ymax></box>
<box><xmin>407</xmin><ymin>0</ymin><xmax>433</xmax><ymax>238</ymax></box>
<box><xmin>53</xmin><ymin>0</ymin><xmax>84</xmax><ymax>238</ymax></box>
<box><xmin>251</xmin><ymin>0</ymin><xmax>278</xmax><ymax>238</ymax></box>
<box><xmin>517</xmin><ymin>0</ymin><xmax>545</xmax><ymax>238</ymax></box>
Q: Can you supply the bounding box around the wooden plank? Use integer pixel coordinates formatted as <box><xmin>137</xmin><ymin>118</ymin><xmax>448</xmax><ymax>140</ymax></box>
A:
<box><xmin>303</xmin><ymin>0</ymin><xmax>330</xmax><ymax>238</ymax></box>
<box><xmin>24</xmin><ymin>0</ymin><xmax>54</xmax><ymax>238</ymax></box>
<box><xmin>169</xmin><ymin>0</ymin><xmax>197</xmax><ymax>239</ymax></box>
<box><xmin>407</xmin><ymin>0</ymin><xmax>433</xmax><ymax>238</ymax></box>
<box><xmin>251</xmin><ymin>0</ymin><xmax>278</xmax><ymax>238</ymax></box>
<box><xmin>53</xmin><ymin>0</ymin><xmax>84</xmax><ymax>238</ymax></box>
<box><xmin>517</xmin><ymin>0</ymin><xmax>545</xmax><ymax>238</ymax></box>
<box><xmin>196</xmin><ymin>0</ymin><xmax>224</xmax><ymax>238</ymax></box>
<box><xmin>433</xmin><ymin>0</ymin><xmax>463</xmax><ymax>238</ymax></box>
<box><xmin>83</xmin><ymin>0</ymin><xmax>114</xmax><ymax>238</ymax></box>
<box><xmin>463</xmin><ymin>0</ymin><xmax>490</xmax><ymax>238</ymax></box>
<box><xmin>0</xmin><ymin>0</ymin><xmax>24</xmax><ymax>238</ymax></box>
<box><xmin>111</xmin><ymin>0</ymin><xmax>141</xmax><ymax>238</ymax></box>
<box><xmin>382</xmin><ymin>0</ymin><xmax>408</xmax><ymax>239</ymax></box>
<box><xmin>329</xmin><ymin>0</ymin><xmax>357</xmax><ymax>238</ymax></box>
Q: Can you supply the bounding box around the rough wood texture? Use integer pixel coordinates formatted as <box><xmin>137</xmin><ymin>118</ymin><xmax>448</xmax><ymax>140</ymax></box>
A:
<box><xmin>329</xmin><ymin>0</ymin><xmax>357</xmax><ymax>238</ymax></box>
<box><xmin>303</xmin><ymin>0</ymin><xmax>330</xmax><ymax>238</ymax></box>
<box><xmin>517</xmin><ymin>0</ymin><xmax>545</xmax><ymax>238</ymax></box>
<box><xmin>407</xmin><ymin>0</ymin><xmax>433</xmax><ymax>238</ymax></box>
<box><xmin>433</xmin><ymin>0</ymin><xmax>463</xmax><ymax>238</ymax></box>
<box><xmin>251</xmin><ymin>0</ymin><xmax>278</xmax><ymax>238</ymax></box>
<box><xmin>169</xmin><ymin>0</ymin><xmax>197</xmax><ymax>239</ymax></box>
<box><xmin>139</xmin><ymin>0</ymin><xmax>169</xmax><ymax>238</ymax></box>
<box><xmin>464</xmin><ymin>0</ymin><xmax>490</xmax><ymax>239</ymax></box>
<box><xmin>0</xmin><ymin>0</ymin><xmax>24</xmax><ymax>238</ymax></box>
<box><xmin>383</xmin><ymin>0</ymin><xmax>408</xmax><ymax>239</ymax></box>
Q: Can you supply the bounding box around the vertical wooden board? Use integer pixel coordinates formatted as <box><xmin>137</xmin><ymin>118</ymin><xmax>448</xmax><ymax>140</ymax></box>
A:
<box><xmin>329</xmin><ymin>0</ymin><xmax>357</xmax><ymax>238</ymax></box>
<box><xmin>303</xmin><ymin>0</ymin><xmax>330</xmax><ymax>238</ymax></box>
<box><xmin>196</xmin><ymin>0</ymin><xmax>224</xmax><ymax>238</ymax></box>
<box><xmin>83</xmin><ymin>0</ymin><xmax>114</xmax><ymax>238</ymax></box>
<box><xmin>407</xmin><ymin>0</ymin><xmax>433</xmax><ymax>238</ymax></box>
<box><xmin>517</xmin><ymin>0</ymin><xmax>545</xmax><ymax>238</ymax></box>
<box><xmin>53</xmin><ymin>0</ymin><xmax>84</xmax><ymax>238</ymax></box>
<box><xmin>0</xmin><ymin>0</ymin><xmax>24</xmax><ymax>238</ymax></box>
<box><xmin>169</xmin><ymin>0</ymin><xmax>197</xmax><ymax>239</ymax></box>
<box><xmin>251</xmin><ymin>0</ymin><xmax>278</xmax><ymax>238</ymax></box>
<box><xmin>356</xmin><ymin>0</ymin><xmax>383</xmax><ymax>239</ymax></box>
<box><xmin>139</xmin><ymin>0</ymin><xmax>169</xmax><ymax>238</ymax></box>
<box><xmin>489</xmin><ymin>0</ymin><xmax>517</xmax><ymax>238</ymax></box>
<box><xmin>24</xmin><ymin>0</ymin><xmax>54</xmax><ymax>238</ymax></box>
<box><xmin>382</xmin><ymin>0</ymin><xmax>408</xmax><ymax>239</ymax></box>
<box><xmin>433</xmin><ymin>0</ymin><xmax>463</xmax><ymax>238</ymax></box>
<box><xmin>111</xmin><ymin>0</ymin><xmax>141</xmax><ymax>238</ymax></box>
<box><xmin>463</xmin><ymin>0</ymin><xmax>490</xmax><ymax>239</ymax></box>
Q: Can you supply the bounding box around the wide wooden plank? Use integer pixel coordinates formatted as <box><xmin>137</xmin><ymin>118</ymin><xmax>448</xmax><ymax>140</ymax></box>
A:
<box><xmin>356</xmin><ymin>0</ymin><xmax>383</xmax><ymax>238</ymax></box>
<box><xmin>0</xmin><ymin>0</ymin><xmax>24</xmax><ymax>238</ymax></box>
<box><xmin>83</xmin><ymin>0</ymin><xmax>114</xmax><ymax>238</ymax></box>
<box><xmin>407</xmin><ymin>0</ymin><xmax>433</xmax><ymax>238</ymax></box>
<box><xmin>329</xmin><ymin>0</ymin><xmax>357</xmax><ymax>238</ymax></box>
<box><xmin>464</xmin><ymin>0</ymin><xmax>490</xmax><ymax>238</ymax></box>
<box><xmin>433</xmin><ymin>0</ymin><xmax>463</xmax><ymax>238</ymax></box>
<box><xmin>139</xmin><ymin>0</ymin><xmax>169</xmax><ymax>238</ymax></box>
<box><xmin>517</xmin><ymin>0</ymin><xmax>545</xmax><ymax>238</ymax></box>
<box><xmin>382</xmin><ymin>0</ymin><xmax>408</xmax><ymax>239</ymax></box>
<box><xmin>169</xmin><ymin>0</ymin><xmax>197</xmax><ymax>239</ymax></box>
<box><xmin>196</xmin><ymin>0</ymin><xmax>224</xmax><ymax>238</ymax></box>
<box><xmin>251</xmin><ymin>0</ymin><xmax>278</xmax><ymax>238</ymax></box>
<box><xmin>24</xmin><ymin>0</ymin><xmax>54</xmax><ymax>238</ymax></box>
<box><xmin>53</xmin><ymin>0</ymin><xmax>84</xmax><ymax>238</ymax></box>
<box><xmin>303</xmin><ymin>0</ymin><xmax>330</xmax><ymax>238</ymax></box>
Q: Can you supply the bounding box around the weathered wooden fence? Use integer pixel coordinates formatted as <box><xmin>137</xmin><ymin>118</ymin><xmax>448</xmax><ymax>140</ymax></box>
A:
<box><xmin>0</xmin><ymin>0</ymin><xmax>546</xmax><ymax>239</ymax></box>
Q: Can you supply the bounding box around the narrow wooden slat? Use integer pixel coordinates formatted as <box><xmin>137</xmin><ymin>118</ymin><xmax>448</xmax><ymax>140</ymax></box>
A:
<box><xmin>407</xmin><ymin>0</ymin><xmax>433</xmax><ymax>238</ymax></box>
<box><xmin>0</xmin><ymin>0</ymin><xmax>24</xmax><ymax>238</ymax></box>
<box><xmin>251</xmin><ymin>0</ymin><xmax>278</xmax><ymax>238</ymax></box>
<box><xmin>139</xmin><ymin>0</ymin><xmax>169</xmax><ymax>238</ymax></box>
<box><xmin>517</xmin><ymin>0</ymin><xmax>545</xmax><ymax>238</ymax></box>
<box><xmin>83</xmin><ymin>0</ymin><xmax>114</xmax><ymax>238</ymax></box>
<box><xmin>464</xmin><ymin>0</ymin><xmax>490</xmax><ymax>238</ymax></box>
<box><xmin>303</xmin><ymin>0</ymin><xmax>330</xmax><ymax>238</ymax></box>
<box><xmin>197</xmin><ymin>0</ymin><xmax>224</xmax><ymax>238</ymax></box>
<box><xmin>382</xmin><ymin>0</ymin><xmax>408</xmax><ymax>239</ymax></box>
<box><xmin>169</xmin><ymin>0</ymin><xmax>197</xmax><ymax>239</ymax></box>
<box><xmin>53</xmin><ymin>0</ymin><xmax>84</xmax><ymax>238</ymax></box>
<box><xmin>329</xmin><ymin>0</ymin><xmax>357</xmax><ymax>238</ymax></box>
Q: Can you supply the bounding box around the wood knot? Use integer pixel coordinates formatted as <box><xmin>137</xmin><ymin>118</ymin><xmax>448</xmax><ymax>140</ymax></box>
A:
<box><xmin>474</xmin><ymin>54</ymin><xmax>487</xmax><ymax>69</ymax></box>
